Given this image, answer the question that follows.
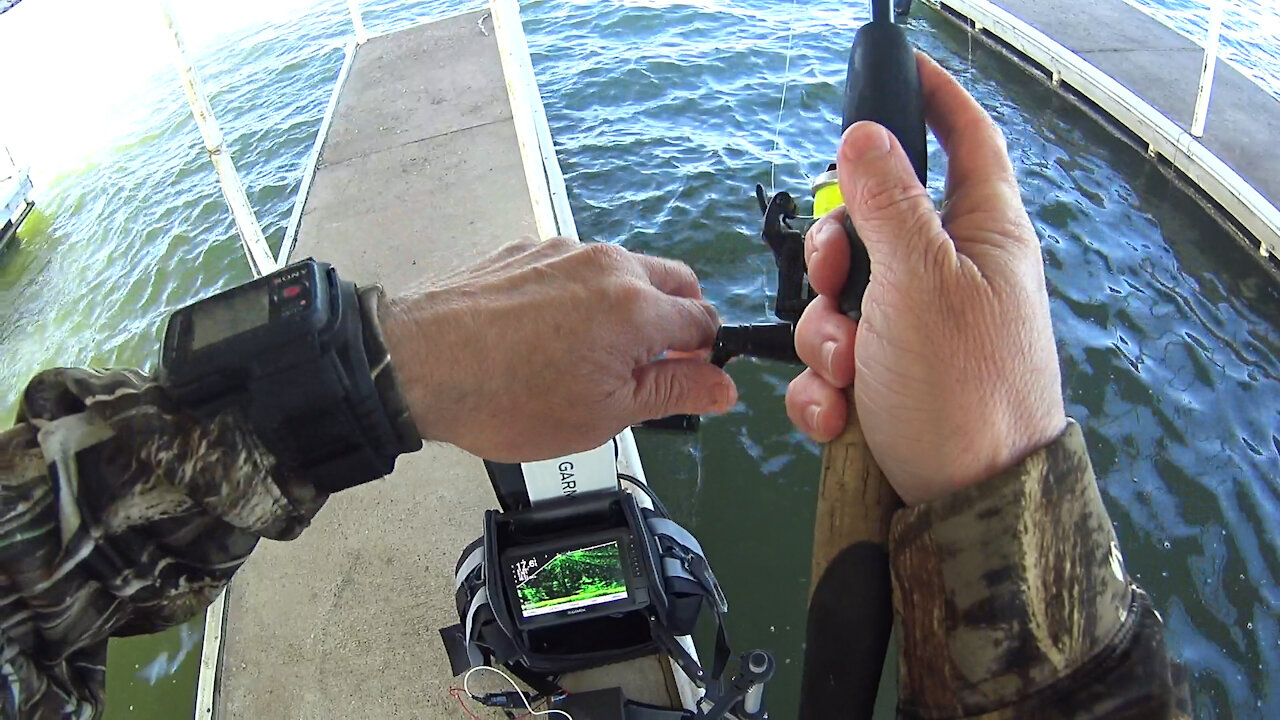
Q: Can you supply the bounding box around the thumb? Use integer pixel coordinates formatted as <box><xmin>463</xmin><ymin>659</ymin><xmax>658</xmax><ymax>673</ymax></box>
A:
<box><xmin>631</xmin><ymin>359</ymin><xmax>738</xmax><ymax>419</ymax></box>
<box><xmin>838</xmin><ymin>121</ymin><xmax>947</xmax><ymax>272</ymax></box>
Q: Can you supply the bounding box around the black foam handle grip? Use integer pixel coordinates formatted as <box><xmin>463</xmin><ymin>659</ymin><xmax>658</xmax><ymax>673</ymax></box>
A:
<box><xmin>837</xmin><ymin>14</ymin><xmax>926</xmax><ymax>319</ymax></box>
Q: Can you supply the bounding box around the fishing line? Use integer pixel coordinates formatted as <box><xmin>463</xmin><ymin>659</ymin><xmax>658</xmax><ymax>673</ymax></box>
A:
<box><xmin>966</xmin><ymin>17</ymin><xmax>975</xmax><ymax>89</ymax></box>
<box><xmin>769</xmin><ymin>0</ymin><xmax>800</xmax><ymax>195</ymax></box>
<box><xmin>691</xmin><ymin>439</ymin><xmax>704</xmax><ymax>523</ymax></box>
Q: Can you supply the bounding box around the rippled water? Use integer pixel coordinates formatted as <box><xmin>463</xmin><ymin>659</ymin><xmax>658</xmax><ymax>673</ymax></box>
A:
<box><xmin>2</xmin><ymin>0</ymin><xmax>1278</xmax><ymax>718</ymax></box>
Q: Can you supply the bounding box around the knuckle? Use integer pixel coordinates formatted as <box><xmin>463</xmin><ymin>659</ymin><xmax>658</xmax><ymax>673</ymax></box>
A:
<box><xmin>703</xmin><ymin>300</ymin><xmax>720</xmax><ymax>328</ymax></box>
<box><xmin>487</xmin><ymin>238</ymin><xmax>533</xmax><ymax>264</ymax></box>
<box><xmin>642</xmin><ymin>369</ymin><xmax>682</xmax><ymax>414</ymax></box>
<box><xmin>854</xmin><ymin>178</ymin><xmax>929</xmax><ymax>225</ymax></box>
<box><xmin>987</xmin><ymin>119</ymin><xmax>1010</xmax><ymax>155</ymax></box>
<box><xmin>611</xmin><ymin>280</ymin><xmax>652</xmax><ymax>312</ymax></box>
<box><xmin>689</xmin><ymin>298</ymin><xmax>719</xmax><ymax>329</ymax></box>
<box><xmin>901</xmin><ymin>204</ymin><xmax>944</xmax><ymax>249</ymax></box>
<box><xmin>545</xmin><ymin>235</ymin><xmax>577</xmax><ymax>250</ymax></box>
<box><xmin>583</xmin><ymin>241</ymin><xmax>628</xmax><ymax>268</ymax></box>
<box><xmin>672</xmin><ymin>259</ymin><xmax>699</xmax><ymax>285</ymax></box>
<box><xmin>504</xmin><ymin>237</ymin><xmax>535</xmax><ymax>253</ymax></box>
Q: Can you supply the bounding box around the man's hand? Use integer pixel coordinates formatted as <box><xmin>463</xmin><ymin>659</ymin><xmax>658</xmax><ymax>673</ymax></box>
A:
<box><xmin>785</xmin><ymin>55</ymin><xmax>1067</xmax><ymax>506</ymax></box>
<box><xmin>381</xmin><ymin>238</ymin><xmax>737</xmax><ymax>462</ymax></box>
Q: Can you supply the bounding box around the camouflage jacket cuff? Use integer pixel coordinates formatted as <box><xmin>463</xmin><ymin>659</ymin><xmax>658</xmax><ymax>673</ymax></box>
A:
<box><xmin>888</xmin><ymin>420</ymin><xmax>1135</xmax><ymax>717</ymax></box>
<box><xmin>356</xmin><ymin>285</ymin><xmax>423</xmax><ymax>455</ymax></box>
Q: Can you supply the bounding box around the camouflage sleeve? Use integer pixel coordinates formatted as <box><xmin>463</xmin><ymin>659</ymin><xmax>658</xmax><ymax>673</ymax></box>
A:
<box><xmin>0</xmin><ymin>285</ymin><xmax>417</xmax><ymax>719</ymax></box>
<box><xmin>888</xmin><ymin>420</ymin><xmax>1190</xmax><ymax>719</ymax></box>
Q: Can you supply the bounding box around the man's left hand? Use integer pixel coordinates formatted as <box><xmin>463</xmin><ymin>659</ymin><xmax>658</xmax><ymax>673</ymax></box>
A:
<box><xmin>382</xmin><ymin>238</ymin><xmax>737</xmax><ymax>462</ymax></box>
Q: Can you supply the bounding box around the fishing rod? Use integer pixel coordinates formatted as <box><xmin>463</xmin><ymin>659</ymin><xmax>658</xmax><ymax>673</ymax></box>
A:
<box><xmin>646</xmin><ymin>0</ymin><xmax>924</xmax><ymax>716</ymax></box>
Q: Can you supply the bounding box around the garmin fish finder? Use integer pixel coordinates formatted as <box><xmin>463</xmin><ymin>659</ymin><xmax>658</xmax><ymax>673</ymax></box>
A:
<box><xmin>441</xmin><ymin>441</ymin><xmax>775</xmax><ymax>719</ymax></box>
<box><xmin>504</xmin><ymin>528</ymin><xmax>649</xmax><ymax>629</ymax></box>
<box><xmin>159</xmin><ymin>258</ymin><xmax>405</xmax><ymax>494</ymax></box>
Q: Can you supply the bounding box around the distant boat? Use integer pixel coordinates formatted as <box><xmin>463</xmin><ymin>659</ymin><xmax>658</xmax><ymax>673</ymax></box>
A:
<box><xmin>1</xmin><ymin>144</ymin><xmax>33</xmax><ymax>252</ymax></box>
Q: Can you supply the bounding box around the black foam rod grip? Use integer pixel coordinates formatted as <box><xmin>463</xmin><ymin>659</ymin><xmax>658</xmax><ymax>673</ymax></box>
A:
<box><xmin>838</xmin><ymin>16</ymin><xmax>926</xmax><ymax>319</ymax></box>
<box><xmin>799</xmin><ymin>543</ymin><xmax>893</xmax><ymax>719</ymax></box>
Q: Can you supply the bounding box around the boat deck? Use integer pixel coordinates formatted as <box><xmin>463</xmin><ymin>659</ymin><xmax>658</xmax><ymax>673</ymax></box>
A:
<box><xmin>207</xmin><ymin>5</ymin><xmax>683</xmax><ymax>718</ymax></box>
<box><xmin>924</xmin><ymin>0</ymin><xmax>1280</xmax><ymax>260</ymax></box>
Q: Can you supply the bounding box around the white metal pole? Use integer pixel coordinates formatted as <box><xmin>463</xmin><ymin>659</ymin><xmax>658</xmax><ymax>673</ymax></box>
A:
<box><xmin>346</xmin><ymin>0</ymin><xmax>368</xmax><ymax>44</ymax></box>
<box><xmin>1191</xmin><ymin>0</ymin><xmax>1225</xmax><ymax>138</ymax></box>
<box><xmin>161</xmin><ymin>1</ymin><xmax>277</xmax><ymax>277</ymax></box>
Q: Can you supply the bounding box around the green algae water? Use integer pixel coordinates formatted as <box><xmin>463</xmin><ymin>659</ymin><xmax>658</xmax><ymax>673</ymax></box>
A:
<box><xmin>2</xmin><ymin>0</ymin><xmax>1278</xmax><ymax>718</ymax></box>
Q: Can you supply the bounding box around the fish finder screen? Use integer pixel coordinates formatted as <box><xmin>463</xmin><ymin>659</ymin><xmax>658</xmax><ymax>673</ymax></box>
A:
<box><xmin>510</xmin><ymin>540</ymin><xmax>629</xmax><ymax>619</ymax></box>
<box><xmin>191</xmin><ymin>286</ymin><xmax>268</xmax><ymax>350</ymax></box>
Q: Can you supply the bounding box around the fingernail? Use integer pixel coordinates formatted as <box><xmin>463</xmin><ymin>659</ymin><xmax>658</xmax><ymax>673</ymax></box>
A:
<box><xmin>822</xmin><ymin>340</ymin><xmax>838</xmax><ymax>375</ymax></box>
<box><xmin>845</xmin><ymin>122</ymin><xmax>893</xmax><ymax>161</ymax></box>
<box><xmin>806</xmin><ymin>405</ymin><xmax>822</xmax><ymax>431</ymax></box>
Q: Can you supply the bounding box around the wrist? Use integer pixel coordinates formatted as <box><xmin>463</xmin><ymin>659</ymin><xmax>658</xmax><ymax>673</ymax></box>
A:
<box><xmin>357</xmin><ymin>286</ymin><xmax>425</xmax><ymax>452</ymax></box>
<box><xmin>377</xmin><ymin>290</ymin><xmax>461</xmax><ymax>445</ymax></box>
<box><xmin>949</xmin><ymin>409</ymin><xmax>1068</xmax><ymax>502</ymax></box>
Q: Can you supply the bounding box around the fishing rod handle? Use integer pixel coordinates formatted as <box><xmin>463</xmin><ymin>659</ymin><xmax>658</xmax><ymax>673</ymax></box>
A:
<box><xmin>800</xmin><ymin>8</ymin><xmax>921</xmax><ymax>718</ymax></box>
<box><xmin>838</xmin><ymin>13</ymin><xmax>926</xmax><ymax>319</ymax></box>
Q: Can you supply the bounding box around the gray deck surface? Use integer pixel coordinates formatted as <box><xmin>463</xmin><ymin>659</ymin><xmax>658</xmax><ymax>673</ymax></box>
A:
<box><xmin>216</xmin><ymin>10</ymin><xmax>680</xmax><ymax>718</ymax></box>
<box><xmin>985</xmin><ymin>0</ymin><xmax>1280</xmax><ymax>215</ymax></box>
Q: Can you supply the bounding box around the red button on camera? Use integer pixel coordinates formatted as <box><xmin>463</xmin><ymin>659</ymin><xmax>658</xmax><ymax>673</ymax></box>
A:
<box><xmin>283</xmin><ymin>285</ymin><xmax>302</xmax><ymax>299</ymax></box>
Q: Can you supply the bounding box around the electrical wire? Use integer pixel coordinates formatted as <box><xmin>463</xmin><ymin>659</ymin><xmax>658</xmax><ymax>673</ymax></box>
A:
<box><xmin>449</xmin><ymin>687</ymin><xmax>484</xmax><ymax>720</ymax></box>
<box><xmin>462</xmin><ymin>666</ymin><xmax>574</xmax><ymax>720</ymax></box>
<box><xmin>617</xmin><ymin>472</ymin><xmax>672</xmax><ymax>519</ymax></box>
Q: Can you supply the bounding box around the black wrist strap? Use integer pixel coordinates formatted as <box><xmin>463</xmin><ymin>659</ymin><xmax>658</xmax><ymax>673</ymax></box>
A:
<box><xmin>268</xmin><ymin>278</ymin><xmax>402</xmax><ymax>494</ymax></box>
<box><xmin>160</xmin><ymin>260</ymin><xmax>415</xmax><ymax>495</ymax></box>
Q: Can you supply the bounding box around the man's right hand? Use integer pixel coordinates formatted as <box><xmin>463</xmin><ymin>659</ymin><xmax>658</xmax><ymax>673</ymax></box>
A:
<box><xmin>785</xmin><ymin>54</ymin><xmax>1067</xmax><ymax>506</ymax></box>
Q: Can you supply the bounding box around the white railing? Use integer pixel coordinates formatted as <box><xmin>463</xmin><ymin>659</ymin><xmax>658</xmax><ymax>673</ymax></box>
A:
<box><xmin>1190</xmin><ymin>0</ymin><xmax>1225</xmax><ymax>138</ymax></box>
<box><xmin>346</xmin><ymin>0</ymin><xmax>368</xmax><ymax>45</ymax></box>
<box><xmin>926</xmin><ymin>0</ymin><xmax>1278</xmax><ymax>258</ymax></box>
<box><xmin>162</xmin><ymin>1</ymin><xmax>276</xmax><ymax>276</ymax></box>
<box><xmin>162</xmin><ymin>0</ymin><xmax>369</xmax><ymax>278</ymax></box>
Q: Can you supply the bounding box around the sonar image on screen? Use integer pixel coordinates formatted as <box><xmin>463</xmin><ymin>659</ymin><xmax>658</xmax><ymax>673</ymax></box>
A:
<box><xmin>512</xmin><ymin>540</ymin><xmax>629</xmax><ymax>618</ymax></box>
